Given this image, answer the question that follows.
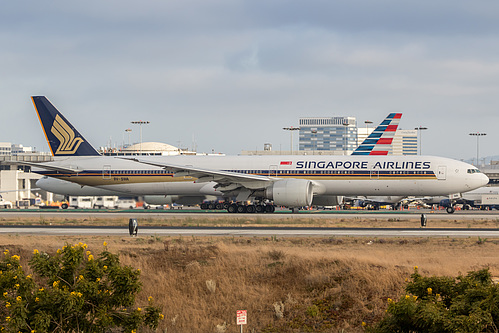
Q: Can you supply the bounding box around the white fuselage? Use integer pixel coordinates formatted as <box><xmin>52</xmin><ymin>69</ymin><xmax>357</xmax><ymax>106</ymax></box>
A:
<box><xmin>34</xmin><ymin>154</ymin><xmax>488</xmax><ymax>198</ymax></box>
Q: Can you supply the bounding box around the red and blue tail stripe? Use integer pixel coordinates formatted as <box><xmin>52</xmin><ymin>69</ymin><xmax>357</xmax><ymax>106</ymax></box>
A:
<box><xmin>352</xmin><ymin>113</ymin><xmax>402</xmax><ymax>155</ymax></box>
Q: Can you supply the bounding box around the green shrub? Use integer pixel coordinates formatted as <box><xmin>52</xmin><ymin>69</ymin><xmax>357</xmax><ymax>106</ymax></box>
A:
<box><xmin>0</xmin><ymin>243</ymin><xmax>163</xmax><ymax>332</ymax></box>
<box><xmin>370</xmin><ymin>267</ymin><xmax>499</xmax><ymax>333</ymax></box>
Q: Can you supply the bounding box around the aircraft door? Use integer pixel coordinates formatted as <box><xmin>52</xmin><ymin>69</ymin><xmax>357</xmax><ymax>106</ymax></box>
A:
<box><xmin>269</xmin><ymin>165</ymin><xmax>278</xmax><ymax>178</ymax></box>
<box><xmin>437</xmin><ymin>166</ymin><xmax>446</xmax><ymax>180</ymax></box>
<box><xmin>103</xmin><ymin>165</ymin><xmax>111</xmax><ymax>180</ymax></box>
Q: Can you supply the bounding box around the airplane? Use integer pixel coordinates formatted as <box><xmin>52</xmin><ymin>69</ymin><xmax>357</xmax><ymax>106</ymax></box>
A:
<box><xmin>35</xmin><ymin>111</ymin><xmax>404</xmax><ymax>210</ymax></box>
<box><xmin>21</xmin><ymin>96</ymin><xmax>489</xmax><ymax>214</ymax></box>
<box><xmin>34</xmin><ymin>111</ymin><xmax>402</xmax><ymax>209</ymax></box>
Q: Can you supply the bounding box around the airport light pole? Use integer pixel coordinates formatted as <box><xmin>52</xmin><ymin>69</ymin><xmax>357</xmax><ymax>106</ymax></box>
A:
<box><xmin>283</xmin><ymin>126</ymin><xmax>300</xmax><ymax>155</ymax></box>
<box><xmin>414</xmin><ymin>126</ymin><xmax>428</xmax><ymax>155</ymax></box>
<box><xmin>469</xmin><ymin>132</ymin><xmax>486</xmax><ymax>166</ymax></box>
<box><xmin>364</xmin><ymin>120</ymin><xmax>373</xmax><ymax>137</ymax></box>
<box><xmin>125</xmin><ymin>128</ymin><xmax>132</xmax><ymax>148</ymax></box>
<box><xmin>131</xmin><ymin>121</ymin><xmax>150</xmax><ymax>155</ymax></box>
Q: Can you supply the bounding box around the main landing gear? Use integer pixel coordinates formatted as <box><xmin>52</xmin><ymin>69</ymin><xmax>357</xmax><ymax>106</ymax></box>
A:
<box><xmin>201</xmin><ymin>201</ymin><xmax>276</xmax><ymax>213</ymax></box>
<box><xmin>226</xmin><ymin>203</ymin><xmax>275</xmax><ymax>214</ymax></box>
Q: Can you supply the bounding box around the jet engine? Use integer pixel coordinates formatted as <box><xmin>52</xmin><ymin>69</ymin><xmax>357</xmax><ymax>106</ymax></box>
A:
<box><xmin>312</xmin><ymin>195</ymin><xmax>344</xmax><ymax>207</ymax></box>
<box><xmin>265</xmin><ymin>179</ymin><xmax>313</xmax><ymax>207</ymax></box>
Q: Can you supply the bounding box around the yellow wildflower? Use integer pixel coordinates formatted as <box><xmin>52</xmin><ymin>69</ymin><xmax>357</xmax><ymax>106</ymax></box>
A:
<box><xmin>33</xmin><ymin>249</ymin><xmax>39</xmax><ymax>255</ymax></box>
<box><xmin>53</xmin><ymin>280</ymin><xmax>60</xmax><ymax>288</ymax></box>
<box><xmin>405</xmin><ymin>295</ymin><xmax>410</xmax><ymax>299</ymax></box>
<box><xmin>3</xmin><ymin>249</ymin><xmax>8</xmax><ymax>255</ymax></box>
<box><xmin>362</xmin><ymin>322</ymin><xmax>366</xmax><ymax>327</ymax></box>
<box><xmin>88</xmin><ymin>255</ymin><xmax>94</xmax><ymax>261</ymax></box>
<box><xmin>16</xmin><ymin>296</ymin><xmax>21</xmax><ymax>302</ymax></box>
<box><xmin>2</xmin><ymin>292</ymin><xmax>7</xmax><ymax>298</ymax></box>
<box><xmin>103</xmin><ymin>266</ymin><xmax>107</xmax><ymax>270</ymax></box>
<box><xmin>35</xmin><ymin>297</ymin><xmax>39</xmax><ymax>302</ymax></box>
<box><xmin>414</xmin><ymin>266</ymin><xmax>418</xmax><ymax>270</ymax></box>
<box><xmin>137</xmin><ymin>307</ymin><xmax>142</xmax><ymax>312</ymax></box>
<box><xmin>86</xmin><ymin>251</ymin><xmax>91</xmax><ymax>256</ymax></box>
<box><xmin>5</xmin><ymin>302</ymin><xmax>10</xmax><ymax>308</ymax></box>
<box><xmin>39</xmin><ymin>287</ymin><xmax>44</xmax><ymax>292</ymax></box>
<box><xmin>148</xmin><ymin>296</ymin><xmax>153</xmax><ymax>302</ymax></box>
<box><xmin>96</xmin><ymin>278</ymin><xmax>101</xmax><ymax>282</ymax></box>
<box><xmin>5</xmin><ymin>317</ymin><xmax>10</xmax><ymax>322</ymax></box>
<box><xmin>103</xmin><ymin>241</ymin><xmax>107</xmax><ymax>247</ymax></box>
<box><xmin>11</xmin><ymin>255</ymin><xmax>20</xmax><ymax>261</ymax></box>
<box><xmin>56</xmin><ymin>249</ymin><xmax>61</xmax><ymax>254</ymax></box>
<box><xmin>427</xmin><ymin>287</ymin><xmax>432</xmax><ymax>295</ymax></box>
<box><xmin>14</xmin><ymin>284</ymin><xmax>19</xmax><ymax>289</ymax></box>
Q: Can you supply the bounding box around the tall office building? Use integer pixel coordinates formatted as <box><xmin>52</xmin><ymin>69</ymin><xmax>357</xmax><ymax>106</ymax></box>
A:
<box><xmin>393</xmin><ymin>129</ymin><xmax>418</xmax><ymax>155</ymax></box>
<box><xmin>299</xmin><ymin>117</ymin><xmax>357</xmax><ymax>154</ymax></box>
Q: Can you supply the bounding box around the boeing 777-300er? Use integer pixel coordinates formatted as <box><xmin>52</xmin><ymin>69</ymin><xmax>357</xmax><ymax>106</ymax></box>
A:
<box><xmin>35</xmin><ymin>111</ymin><xmax>402</xmax><ymax>208</ymax></box>
<box><xmin>24</xmin><ymin>96</ymin><xmax>488</xmax><ymax>213</ymax></box>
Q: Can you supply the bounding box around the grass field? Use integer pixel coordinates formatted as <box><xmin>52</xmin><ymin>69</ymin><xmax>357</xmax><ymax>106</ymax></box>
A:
<box><xmin>3</xmin><ymin>222</ymin><xmax>499</xmax><ymax>332</ymax></box>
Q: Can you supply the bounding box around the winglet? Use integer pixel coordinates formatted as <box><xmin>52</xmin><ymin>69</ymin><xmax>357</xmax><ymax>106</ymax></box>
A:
<box><xmin>351</xmin><ymin>113</ymin><xmax>402</xmax><ymax>155</ymax></box>
<box><xmin>31</xmin><ymin>96</ymin><xmax>100</xmax><ymax>156</ymax></box>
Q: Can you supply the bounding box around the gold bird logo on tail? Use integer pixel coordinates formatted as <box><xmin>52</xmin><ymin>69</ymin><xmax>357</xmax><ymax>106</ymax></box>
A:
<box><xmin>51</xmin><ymin>115</ymin><xmax>84</xmax><ymax>155</ymax></box>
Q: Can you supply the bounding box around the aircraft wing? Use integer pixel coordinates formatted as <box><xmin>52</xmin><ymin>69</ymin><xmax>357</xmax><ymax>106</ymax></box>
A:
<box><xmin>123</xmin><ymin>158</ymin><xmax>274</xmax><ymax>190</ymax></box>
<box><xmin>1</xmin><ymin>161</ymin><xmax>79</xmax><ymax>174</ymax></box>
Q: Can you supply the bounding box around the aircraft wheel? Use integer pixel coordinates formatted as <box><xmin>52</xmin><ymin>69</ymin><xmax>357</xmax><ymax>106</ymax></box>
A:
<box><xmin>208</xmin><ymin>203</ymin><xmax>215</xmax><ymax>210</ymax></box>
<box><xmin>215</xmin><ymin>203</ymin><xmax>223</xmax><ymax>210</ymax></box>
<box><xmin>265</xmin><ymin>205</ymin><xmax>275</xmax><ymax>213</ymax></box>
<box><xmin>446</xmin><ymin>206</ymin><xmax>455</xmax><ymax>214</ymax></box>
<box><xmin>223</xmin><ymin>202</ymin><xmax>230</xmax><ymax>209</ymax></box>
<box><xmin>237</xmin><ymin>205</ymin><xmax>247</xmax><ymax>213</ymax></box>
<box><xmin>255</xmin><ymin>205</ymin><xmax>264</xmax><ymax>213</ymax></box>
<box><xmin>200</xmin><ymin>203</ymin><xmax>208</xmax><ymax>210</ymax></box>
<box><xmin>246</xmin><ymin>205</ymin><xmax>256</xmax><ymax>213</ymax></box>
<box><xmin>227</xmin><ymin>204</ymin><xmax>238</xmax><ymax>213</ymax></box>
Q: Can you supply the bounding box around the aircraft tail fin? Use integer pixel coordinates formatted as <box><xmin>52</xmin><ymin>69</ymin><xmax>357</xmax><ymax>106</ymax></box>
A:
<box><xmin>31</xmin><ymin>96</ymin><xmax>100</xmax><ymax>156</ymax></box>
<box><xmin>351</xmin><ymin>113</ymin><xmax>402</xmax><ymax>155</ymax></box>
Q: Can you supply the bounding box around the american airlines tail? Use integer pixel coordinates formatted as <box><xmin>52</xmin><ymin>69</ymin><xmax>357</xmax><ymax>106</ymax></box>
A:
<box><xmin>352</xmin><ymin>113</ymin><xmax>402</xmax><ymax>155</ymax></box>
<box><xmin>31</xmin><ymin>96</ymin><xmax>100</xmax><ymax>157</ymax></box>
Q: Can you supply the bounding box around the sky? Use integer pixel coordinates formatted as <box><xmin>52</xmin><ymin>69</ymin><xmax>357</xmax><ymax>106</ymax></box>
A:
<box><xmin>2</xmin><ymin>0</ymin><xmax>499</xmax><ymax>161</ymax></box>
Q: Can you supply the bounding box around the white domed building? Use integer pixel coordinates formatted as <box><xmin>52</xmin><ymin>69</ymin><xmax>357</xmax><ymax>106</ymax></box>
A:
<box><xmin>103</xmin><ymin>142</ymin><xmax>197</xmax><ymax>156</ymax></box>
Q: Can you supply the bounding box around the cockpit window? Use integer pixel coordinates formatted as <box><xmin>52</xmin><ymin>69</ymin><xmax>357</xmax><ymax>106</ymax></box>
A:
<box><xmin>467</xmin><ymin>169</ymin><xmax>481</xmax><ymax>174</ymax></box>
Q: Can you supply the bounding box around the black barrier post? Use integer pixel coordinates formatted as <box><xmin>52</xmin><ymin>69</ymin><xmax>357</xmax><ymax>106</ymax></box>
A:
<box><xmin>129</xmin><ymin>218</ymin><xmax>138</xmax><ymax>236</ymax></box>
<box><xmin>420</xmin><ymin>214</ymin><xmax>427</xmax><ymax>228</ymax></box>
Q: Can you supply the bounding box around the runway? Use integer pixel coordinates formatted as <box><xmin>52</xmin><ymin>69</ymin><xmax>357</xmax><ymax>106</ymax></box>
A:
<box><xmin>1</xmin><ymin>225</ymin><xmax>499</xmax><ymax>238</ymax></box>
<box><xmin>1</xmin><ymin>208</ymin><xmax>499</xmax><ymax>221</ymax></box>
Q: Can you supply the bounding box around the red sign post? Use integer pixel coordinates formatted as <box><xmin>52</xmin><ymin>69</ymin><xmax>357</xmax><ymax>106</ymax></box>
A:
<box><xmin>237</xmin><ymin>310</ymin><xmax>247</xmax><ymax>332</ymax></box>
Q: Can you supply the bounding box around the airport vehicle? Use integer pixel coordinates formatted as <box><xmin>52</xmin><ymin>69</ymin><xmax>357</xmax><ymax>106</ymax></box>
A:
<box><xmin>93</xmin><ymin>196</ymin><xmax>118</xmax><ymax>209</ymax></box>
<box><xmin>69</xmin><ymin>196</ymin><xmax>94</xmax><ymax>209</ymax></box>
<box><xmin>24</xmin><ymin>96</ymin><xmax>489</xmax><ymax>213</ymax></box>
<box><xmin>426</xmin><ymin>187</ymin><xmax>499</xmax><ymax>212</ymax></box>
<box><xmin>0</xmin><ymin>196</ymin><xmax>13</xmax><ymax>209</ymax></box>
<box><xmin>114</xmin><ymin>197</ymin><xmax>136</xmax><ymax>210</ymax></box>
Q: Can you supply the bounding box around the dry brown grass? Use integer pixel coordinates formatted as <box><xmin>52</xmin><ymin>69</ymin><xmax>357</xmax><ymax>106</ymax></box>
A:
<box><xmin>1</xmin><ymin>234</ymin><xmax>499</xmax><ymax>332</ymax></box>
